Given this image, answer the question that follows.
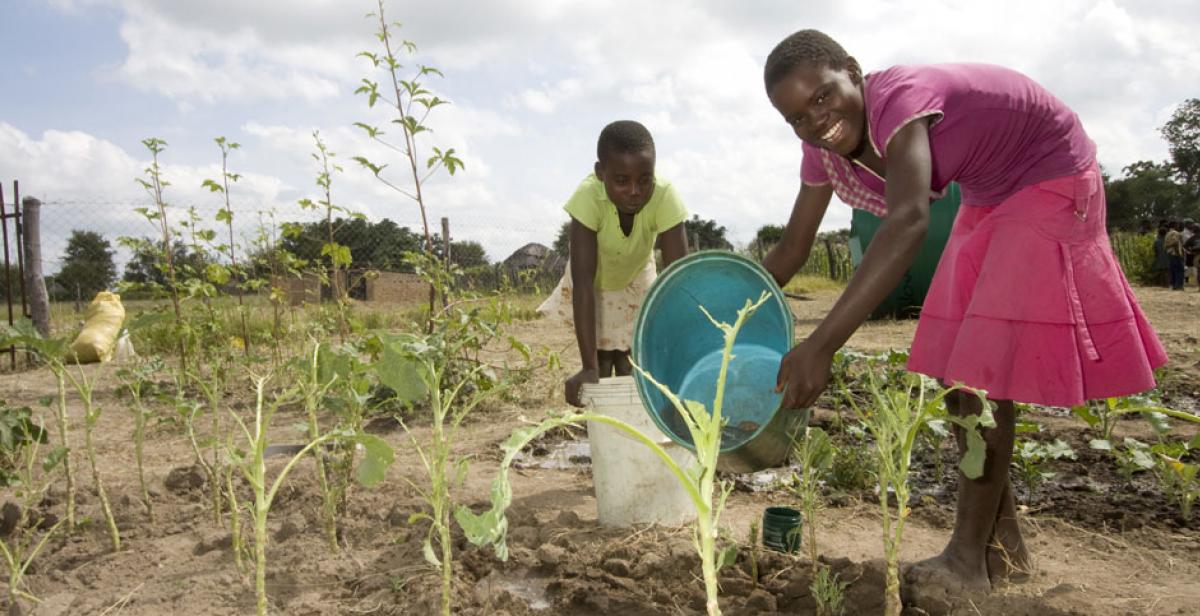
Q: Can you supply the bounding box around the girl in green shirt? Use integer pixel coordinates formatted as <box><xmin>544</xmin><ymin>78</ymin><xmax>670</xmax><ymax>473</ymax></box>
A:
<box><xmin>536</xmin><ymin>120</ymin><xmax>689</xmax><ymax>406</ymax></box>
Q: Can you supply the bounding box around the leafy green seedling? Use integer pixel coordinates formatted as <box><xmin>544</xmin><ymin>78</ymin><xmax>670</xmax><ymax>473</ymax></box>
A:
<box><xmin>811</xmin><ymin>563</ymin><xmax>848</xmax><ymax>616</ymax></box>
<box><xmin>116</xmin><ymin>358</ymin><xmax>164</xmax><ymax>521</ymax></box>
<box><xmin>354</xmin><ymin>0</ymin><xmax>464</xmax><ymax>317</ymax></box>
<box><xmin>845</xmin><ymin>366</ymin><xmax>992</xmax><ymax>616</ymax></box>
<box><xmin>64</xmin><ymin>363</ymin><xmax>120</xmax><ymax>551</ymax></box>
<box><xmin>1011</xmin><ymin>438</ymin><xmax>1076</xmax><ymax>504</ymax></box>
<box><xmin>1</xmin><ymin>325</ymin><xmax>77</xmax><ymax>530</ymax></box>
<box><xmin>1093</xmin><ymin>437</ymin><xmax>1156</xmax><ymax>484</ymax></box>
<box><xmin>0</xmin><ymin>403</ymin><xmax>64</xmax><ymax>607</ymax></box>
<box><xmin>228</xmin><ymin>376</ymin><xmax>393</xmax><ymax>616</ymax></box>
<box><xmin>459</xmin><ymin>292</ymin><xmax>773</xmax><ymax>616</ymax></box>
<box><xmin>791</xmin><ymin>426</ymin><xmax>833</xmax><ymax>575</ymax></box>
<box><xmin>1071</xmin><ymin>395</ymin><xmax>1200</xmax><ymax>443</ymax></box>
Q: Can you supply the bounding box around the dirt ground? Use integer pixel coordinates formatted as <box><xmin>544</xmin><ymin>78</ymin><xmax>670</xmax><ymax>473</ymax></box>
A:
<box><xmin>1</xmin><ymin>285</ymin><xmax>1198</xmax><ymax>615</ymax></box>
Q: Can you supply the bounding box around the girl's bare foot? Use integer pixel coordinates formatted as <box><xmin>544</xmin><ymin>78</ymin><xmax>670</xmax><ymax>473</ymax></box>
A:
<box><xmin>906</xmin><ymin>551</ymin><xmax>991</xmax><ymax>594</ymax></box>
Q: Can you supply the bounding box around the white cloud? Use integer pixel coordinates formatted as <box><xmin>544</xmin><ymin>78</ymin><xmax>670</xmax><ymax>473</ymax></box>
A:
<box><xmin>0</xmin><ymin>123</ymin><xmax>143</xmax><ymax>201</ymax></box>
<box><xmin>27</xmin><ymin>0</ymin><xmax>1200</xmax><ymax>259</ymax></box>
<box><xmin>0</xmin><ymin>123</ymin><xmax>311</xmax><ymax>272</ymax></box>
<box><xmin>45</xmin><ymin>0</ymin><xmax>115</xmax><ymax>14</ymax></box>
<box><xmin>511</xmin><ymin>79</ymin><xmax>585</xmax><ymax>114</ymax></box>
<box><xmin>114</xmin><ymin>10</ymin><xmax>345</xmax><ymax>104</ymax></box>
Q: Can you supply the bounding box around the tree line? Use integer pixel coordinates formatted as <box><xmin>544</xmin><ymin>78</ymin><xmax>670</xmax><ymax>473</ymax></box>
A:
<box><xmin>14</xmin><ymin>97</ymin><xmax>1197</xmax><ymax>303</ymax></box>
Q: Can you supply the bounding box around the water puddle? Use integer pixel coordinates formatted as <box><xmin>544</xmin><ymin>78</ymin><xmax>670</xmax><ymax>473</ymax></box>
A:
<box><xmin>513</xmin><ymin>439</ymin><xmax>591</xmax><ymax>470</ymax></box>
<box><xmin>730</xmin><ymin>462</ymin><xmax>797</xmax><ymax>492</ymax></box>
<box><xmin>479</xmin><ymin>570</ymin><xmax>552</xmax><ymax>610</ymax></box>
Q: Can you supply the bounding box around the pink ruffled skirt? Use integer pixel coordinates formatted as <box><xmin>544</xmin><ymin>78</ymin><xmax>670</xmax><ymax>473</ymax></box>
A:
<box><xmin>907</xmin><ymin>163</ymin><xmax>1168</xmax><ymax>407</ymax></box>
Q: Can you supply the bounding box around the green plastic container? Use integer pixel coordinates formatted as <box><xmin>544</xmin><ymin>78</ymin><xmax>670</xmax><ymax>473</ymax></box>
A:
<box><xmin>632</xmin><ymin>251</ymin><xmax>807</xmax><ymax>474</ymax></box>
<box><xmin>848</xmin><ymin>183</ymin><xmax>961</xmax><ymax>319</ymax></box>
<box><xmin>761</xmin><ymin>506</ymin><xmax>803</xmax><ymax>553</ymax></box>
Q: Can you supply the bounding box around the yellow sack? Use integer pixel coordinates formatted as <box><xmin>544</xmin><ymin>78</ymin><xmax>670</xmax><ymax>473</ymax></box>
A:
<box><xmin>70</xmin><ymin>292</ymin><xmax>126</xmax><ymax>364</ymax></box>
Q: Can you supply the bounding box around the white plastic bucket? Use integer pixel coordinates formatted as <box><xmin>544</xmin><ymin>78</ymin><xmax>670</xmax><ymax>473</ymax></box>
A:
<box><xmin>581</xmin><ymin>376</ymin><xmax>696</xmax><ymax>527</ymax></box>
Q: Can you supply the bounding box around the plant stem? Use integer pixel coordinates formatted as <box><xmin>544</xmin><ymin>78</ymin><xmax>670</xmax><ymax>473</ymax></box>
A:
<box><xmin>237</xmin><ymin>377</ymin><xmax>340</xmax><ymax>616</ymax></box>
<box><xmin>85</xmin><ymin>412</ymin><xmax>121</xmax><ymax>552</ymax></box>
<box><xmin>206</xmin><ymin>373</ymin><xmax>225</xmax><ymax>526</ymax></box>
<box><xmin>218</xmin><ymin>142</ymin><xmax>251</xmax><ymax>357</ymax></box>
<box><xmin>254</xmin><ymin>472</ymin><xmax>267</xmax><ymax>616</ymax></box>
<box><xmin>246</xmin><ymin>380</ymin><xmax>270</xmax><ymax>616</ymax></box>
<box><xmin>879</xmin><ymin>476</ymin><xmax>900</xmax><ymax>616</ymax></box>
<box><xmin>421</xmin><ymin>365</ymin><xmax>454</xmax><ymax>616</ymax></box>
<box><xmin>226</xmin><ymin>463</ymin><xmax>244</xmax><ymax>574</ymax></box>
<box><xmin>69</xmin><ymin>366</ymin><xmax>120</xmax><ymax>552</ymax></box>
<box><xmin>144</xmin><ymin>142</ymin><xmax>188</xmax><ymax>376</ymax></box>
<box><xmin>303</xmin><ymin>347</ymin><xmax>337</xmax><ymax>551</ymax></box>
<box><xmin>131</xmin><ymin>389</ymin><xmax>153</xmax><ymax>522</ymax></box>
<box><xmin>184</xmin><ymin>402</ymin><xmax>218</xmax><ymax>525</ymax></box>
<box><xmin>698</xmin><ymin>506</ymin><xmax>720</xmax><ymax>615</ymax></box>
<box><xmin>53</xmin><ymin>370</ymin><xmax>75</xmax><ymax>531</ymax></box>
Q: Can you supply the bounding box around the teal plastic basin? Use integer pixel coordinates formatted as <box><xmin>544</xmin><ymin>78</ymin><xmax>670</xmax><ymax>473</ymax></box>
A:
<box><xmin>632</xmin><ymin>251</ymin><xmax>808</xmax><ymax>473</ymax></box>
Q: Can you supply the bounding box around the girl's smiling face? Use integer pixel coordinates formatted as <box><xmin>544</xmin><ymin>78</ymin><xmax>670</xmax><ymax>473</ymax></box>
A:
<box><xmin>768</xmin><ymin>59</ymin><xmax>867</xmax><ymax>158</ymax></box>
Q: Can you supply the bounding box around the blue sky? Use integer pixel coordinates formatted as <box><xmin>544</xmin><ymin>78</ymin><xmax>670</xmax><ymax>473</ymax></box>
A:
<box><xmin>3</xmin><ymin>0</ymin><xmax>1199</xmax><ymax>271</ymax></box>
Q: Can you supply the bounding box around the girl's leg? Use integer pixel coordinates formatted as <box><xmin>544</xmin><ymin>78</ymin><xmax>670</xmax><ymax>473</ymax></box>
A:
<box><xmin>946</xmin><ymin>391</ymin><xmax>1030</xmax><ymax>579</ymax></box>
<box><xmin>612</xmin><ymin>350</ymin><xmax>633</xmax><ymax>376</ymax></box>
<box><xmin>909</xmin><ymin>393</ymin><xmax>1017</xmax><ymax>592</ymax></box>
<box><xmin>988</xmin><ymin>480</ymin><xmax>1032</xmax><ymax>581</ymax></box>
<box><xmin>597</xmin><ymin>350</ymin><xmax>616</xmax><ymax>378</ymax></box>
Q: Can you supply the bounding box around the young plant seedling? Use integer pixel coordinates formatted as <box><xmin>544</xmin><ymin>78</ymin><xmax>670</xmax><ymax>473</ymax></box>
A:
<box><xmin>64</xmin><ymin>362</ymin><xmax>121</xmax><ymax>551</ymax></box>
<box><xmin>1152</xmin><ymin>435</ymin><xmax>1200</xmax><ymax>522</ymax></box>
<box><xmin>792</xmin><ymin>426</ymin><xmax>833</xmax><ymax>574</ymax></box>
<box><xmin>0</xmin><ymin>403</ymin><xmax>65</xmax><ymax>607</ymax></box>
<box><xmin>811</xmin><ymin>564</ymin><xmax>849</xmax><ymax>616</ymax></box>
<box><xmin>1095</xmin><ymin>437</ymin><xmax>1156</xmax><ymax>484</ymax></box>
<box><xmin>459</xmin><ymin>292</ymin><xmax>773</xmax><ymax>616</ymax></box>
<box><xmin>1011</xmin><ymin>438</ymin><xmax>1075</xmax><ymax>504</ymax></box>
<box><xmin>117</xmin><ymin>358</ymin><xmax>165</xmax><ymax>521</ymax></box>
<box><xmin>790</xmin><ymin>426</ymin><xmax>847</xmax><ymax>615</ymax></box>
<box><xmin>354</xmin><ymin>0</ymin><xmax>464</xmax><ymax>317</ymax></box>
<box><xmin>1072</xmin><ymin>395</ymin><xmax>1200</xmax><ymax>444</ymax></box>
<box><xmin>201</xmin><ymin>135</ymin><xmax>252</xmax><ymax>355</ymax></box>
<box><xmin>845</xmin><ymin>366</ymin><xmax>992</xmax><ymax>616</ymax></box>
<box><xmin>227</xmin><ymin>376</ymin><xmax>393</xmax><ymax>616</ymax></box>
<box><xmin>134</xmin><ymin>137</ymin><xmax>189</xmax><ymax>376</ymax></box>
<box><xmin>1</xmin><ymin>325</ymin><xmax>77</xmax><ymax>531</ymax></box>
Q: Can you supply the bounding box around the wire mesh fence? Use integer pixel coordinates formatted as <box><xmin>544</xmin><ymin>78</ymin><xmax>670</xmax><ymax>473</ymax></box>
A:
<box><xmin>4</xmin><ymin>197</ymin><xmax>574</xmax><ymax>302</ymax></box>
<box><xmin>4</xmin><ymin>193</ymin><xmax>1164</xmax><ymax>309</ymax></box>
<box><xmin>7</xmin><ymin>195</ymin><xmax>860</xmax><ymax>306</ymax></box>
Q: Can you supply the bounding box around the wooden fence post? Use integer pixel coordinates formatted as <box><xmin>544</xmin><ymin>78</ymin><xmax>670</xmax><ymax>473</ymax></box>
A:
<box><xmin>441</xmin><ymin>217</ymin><xmax>451</xmax><ymax>266</ymax></box>
<box><xmin>22</xmin><ymin>197</ymin><xmax>52</xmax><ymax>337</ymax></box>
<box><xmin>441</xmin><ymin>217</ymin><xmax>451</xmax><ymax>307</ymax></box>
<box><xmin>824</xmin><ymin>238</ymin><xmax>837</xmax><ymax>281</ymax></box>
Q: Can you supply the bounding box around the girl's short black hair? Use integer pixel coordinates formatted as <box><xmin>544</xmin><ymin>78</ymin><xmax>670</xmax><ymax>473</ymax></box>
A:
<box><xmin>763</xmin><ymin>29</ymin><xmax>850</xmax><ymax>92</ymax></box>
<box><xmin>597</xmin><ymin>120</ymin><xmax>655</xmax><ymax>162</ymax></box>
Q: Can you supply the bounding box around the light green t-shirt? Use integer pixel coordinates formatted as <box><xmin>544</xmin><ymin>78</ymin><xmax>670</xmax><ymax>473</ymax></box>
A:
<box><xmin>564</xmin><ymin>173</ymin><xmax>688</xmax><ymax>291</ymax></box>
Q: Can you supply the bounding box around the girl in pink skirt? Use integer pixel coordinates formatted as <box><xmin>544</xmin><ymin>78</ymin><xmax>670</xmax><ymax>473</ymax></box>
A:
<box><xmin>760</xmin><ymin>30</ymin><xmax>1167</xmax><ymax>592</ymax></box>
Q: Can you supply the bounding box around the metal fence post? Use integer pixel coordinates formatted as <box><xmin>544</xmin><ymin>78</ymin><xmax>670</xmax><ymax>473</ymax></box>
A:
<box><xmin>1</xmin><ymin>183</ymin><xmax>13</xmax><ymax>367</ymax></box>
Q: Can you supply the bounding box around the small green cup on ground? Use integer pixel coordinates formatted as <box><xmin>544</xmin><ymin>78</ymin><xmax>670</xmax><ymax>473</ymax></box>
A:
<box><xmin>761</xmin><ymin>506</ymin><xmax>803</xmax><ymax>553</ymax></box>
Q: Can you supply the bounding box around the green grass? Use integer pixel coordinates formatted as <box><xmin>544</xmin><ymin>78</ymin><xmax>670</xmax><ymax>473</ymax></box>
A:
<box><xmin>41</xmin><ymin>289</ymin><xmax>548</xmax><ymax>360</ymax></box>
<box><xmin>785</xmin><ymin>274</ymin><xmax>846</xmax><ymax>295</ymax></box>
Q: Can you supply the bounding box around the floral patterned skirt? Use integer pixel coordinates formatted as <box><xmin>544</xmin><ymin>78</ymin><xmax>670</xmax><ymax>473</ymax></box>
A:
<box><xmin>536</xmin><ymin>259</ymin><xmax>657</xmax><ymax>351</ymax></box>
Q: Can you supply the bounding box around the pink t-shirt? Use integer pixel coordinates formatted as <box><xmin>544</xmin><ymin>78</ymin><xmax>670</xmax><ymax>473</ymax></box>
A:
<box><xmin>800</xmin><ymin>63</ymin><xmax>1096</xmax><ymax>213</ymax></box>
